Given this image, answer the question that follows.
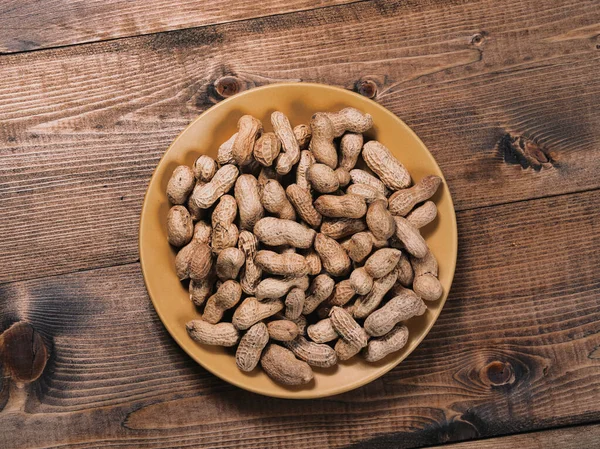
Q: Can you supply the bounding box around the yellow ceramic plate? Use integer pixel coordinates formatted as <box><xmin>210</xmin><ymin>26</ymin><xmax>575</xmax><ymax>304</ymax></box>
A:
<box><xmin>139</xmin><ymin>83</ymin><xmax>457</xmax><ymax>399</ymax></box>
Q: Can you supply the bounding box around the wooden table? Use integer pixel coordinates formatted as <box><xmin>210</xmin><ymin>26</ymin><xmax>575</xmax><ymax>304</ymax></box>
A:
<box><xmin>1</xmin><ymin>1</ymin><xmax>599</xmax><ymax>447</ymax></box>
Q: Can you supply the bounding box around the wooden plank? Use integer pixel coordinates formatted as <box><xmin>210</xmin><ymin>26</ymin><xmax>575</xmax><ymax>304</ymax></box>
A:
<box><xmin>0</xmin><ymin>0</ymin><xmax>357</xmax><ymax>54</ymax></box>
<box><xmin>1</xmin><ymin>0</ymin><xmax>599</xmax><ymax>284</ymax></box>
<box><xmin>420</xmin><ymin>423</ymin><xmax>600</xmax><ymax>449</ymax></box>
<box><xmin>1</xmin><ymin>190</ymin><xmax>599</xmax><ymax>449</ymax></box>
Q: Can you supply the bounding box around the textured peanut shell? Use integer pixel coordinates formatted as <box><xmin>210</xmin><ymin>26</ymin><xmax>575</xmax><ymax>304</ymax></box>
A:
<box><xmin>284</xmin><ymin>336</ymin><xmax>338</xmax><ymax>368</ymax></box>
<box><xmin>189</xmin><ymin>276</ymin><xmax>215</xmax><ymax>307</ymax></box>
<box><xmin>338</xmin><ymin>132</ymin><xmax>363</xmax><ymax>171</ymax></box>
<box><xmin>296</xmin><ymin>150</ymin><xmax>315</xmax><ymax>192</ymax></box>
<box><xmin>307</xmin><ymin>318</ymin><xmax>338</xmax><ymax>344</ymax></box>
<box><xmin>368</xmin><ymin>231</ymin><xmax>389</xmax><ymax>249</ymax></box>
<box><xmin>302</xmin><ymin>274</ymin><xmax>335</xmax><ymax>314</ymax></box>
<box><xmin>335</xmin><ymin>338</ymin><xmax>362</xmax><ymax>361</ymax></box>
<box><xmin>167</xmin><ymin>205</ymin><xmax>193</xmax><ymax>247</ymax></box>
<box><xmin>366</xmin><ymin>200</ymin><xmax>396</xmax><ymax>241</ymax></box>
<box><xmin>349</xmin><ymin>267</ymin><xmax>374</xmax><ymax>296</ymax></box>
<box><xmin>236</xmin><ymin>322</ymin><xmax>269</xmax><ymax>372</ymax></box>
<box><xmin>341</xmin><ymin>232</ymin><xmax>373</xmax><ymax>263</ymax></box>
<box><xmin>167</xmin><ymin>165</ymin><xmax>195</xmax><ymax>205</ymax></box>
<box><xmin>193</xmin><ymin>155</ymin><xmax>217</xmax><ymax>182</ymax></box>
<box><xmin>216</xmin><ymin>247</ymin><xmax>245</xmax><ymax>280</ymax></box>
<box><xmin>364</xmin><ymin>248</ymin><xmax>402</xmax><ymax>279</ymax></box>
<box><xmin>346</xmin><ymin>183</ymin><xmax>387</xmax><ymax>204</ymax></box>
<box><xmin>175</xmin><ymin>240</ymin><xmax>199</xmax><ymax>280</ymax></box>
<box><xmin>267</xmin><ymin>320</ymin><xmax>299</xmax><ymax>342</ymax></box>
<box><xmin>308</xmin><ymin>163</ymin><xmax>339</xmax><ymax>193</ymax></box>
<box><xmin>393</xmin><ymin>216</ymin><xmax>429</xmax><ymax>258</ymax></box>
<box><xmin>388</xmin><ymin>175</ymin><xmax>442</xmax><ymax>216</ymax></box>
<box><xmin>413</xmin><ymin>274</ymin><xmax>443</xmax><ymax>301</ymax></box>
<box><xmin>187</xmin><ymin>182</ymin><xmax>206</xmax><ymax>221</ymax></box>
<box><xmin>186</xmin><ymin>320</ymin><xmax>239</xmax><ymax>347</ymax></box>
<box><xmin>272</xmin><ymin>111</ymin><xmax>300</xmax><ymax>175</ymax></box>
<box><xmin>330</xmin><ymin>307</ymin><xmax>368</xmax><ymax>349</ymax></box>
<box><xmin>303</xmin><ymin>248</ymin><xmax>322</xmax><ymax>276</ymax></box>
<box><xmin>255</xmin><ymin>276</ymin><xmax>310</xmax><ymax>301</ymax></box>
<box><xmin>232</xmin><ymin>115</ymin><xmax>262</xmax><ymax>166</ymax></box>
<box><xmin>362</xmin><ymin>141</ymin><xmax>411</xmax><ymax>190</ymax></box>
<box><xmin>261</xmin><ymin>344</ymin><xmax>313</xmax><ymax>386</ymax></box>
<box><xmin>189</xmin><ymin>242</ymin><xmax>213</xmax><ymax>281</ymax></box>
<box><xmin>335</xmin><ymin>168</ymin><xmax>351</xmax><ymax>187</ymax></box>
<box><xmin>253</xmin><ymin>217</ymin><xmax>316</xmax><ymax>249</ymax></box>
<box><xmin>410</xmin><ymin>251</ymin><xmax>438</xmax><ymax>277</ymax></box>
<box><xmin>364</xmin><ymin>292</ymin><xmax>427</xmax><ymax>337</ymax></box>
<box><xmin>255</xmin><ymin>250</ymin><xmax>308</xmax><ymax>277</ymax></box>
<box><xmin>329</xmin><ymin>279</ymin><xmax>356</xmax><ymax>306</ymax></box>
<box><xmin>314</xmin><ymin>194</ymin><xmax>367</xmax><ymax>219</ymax></box>
<box><xmin>349</xmin><ymin>169</ymin><xmax>388</xmax><ymax>195</ymax></box>
<box><xmin>286</xmin><ymin>184</ymin><xmax>322</xmax><ymax>228</ymax></box>
<box><xmin>353</xmin><ymin>270</ymin><xmax>398</xmax><ymax>319</ymax></box>
<box><xmin>211</xmin><ymin>195</ymin><xmax>239</xmax><ymax>254</ymax></box>
<box><xmin>309</xmin><ymin>113</ymin><xmax>337</xmax><ymax>169</ymax></box>
<box><xmin>406</xmin><ymin>201</ymin><xmax>437</xmax><ymax>229</ymax></box>
<box><xmin>203</xmin><ymin>280</ymin><xmax>242</xmax><ymax>324</ymax></box>
<box><xmin>364</xmin><ymin>324</ymin><xmax>409</xmax><ymax>362</ymax></box>
<box><xmin>289</xmin><ymin>314</ymin><xmax>307</xmax><ymax>336</ymax></box>
<box><xmin>193</xmin><ymin>220</ymin><xmax>212</xmax><ymax>244</ymax></box>
<box><xmin>238</xmin><ymin>231</ymin><xmax>262</xmax><ymax>295</ymax></box>
<box><xmin>294</xmin><ymin>124</ymin><xmax>312</xmax><ymax>150</ymax></box>
<box><xmin>232</xmin><ymin>297</ymin><xmax>283</xmax><ymax>330</ymax></box>
<box><xmin>320</xmin><ymin>218</ymin><xmax>367</xmax><ymax>240</ymax></box>
<box><xmin>314</xmin><ymin>233</ymin><xmax>351</xmax><ymax>277</ymax></box>
<box><xmin>261</xmin><ymin>179</ymin><xmax>296</xmax><ymax>221</ymax></box>
<box><xmin>395</xmin><ymin>252</ymin><xmax>414</xmax><ymax>287</ymax></box>
<box><xmin>192</xmin><ymin>164</ymin><xmax>239</xmax><ymax>209</ymax></box>
<box><xmin>235</xmin><ymin>174</ymin><xmax>264</xmax><ymax>231</ymax></box>
<box><xmin>257</xmin><ymin>166</ymin><xmax>277</xmax><ymax>192</ymax></box>
<box><xmin>325</xmin><ymin>107</ymin><xmax>373</xmax><ymax>136</ymax></box>
<box><xmin>217</xmin><ymin>133</ymin><xmax>237</xmax><ymax>166</ymax></box>
<box><xmin>285</xmin><ymin>288</ymin><xmax>305</xmax><ymax>320</ymax></box>
<box><xmin>253</xmin><ymin>132</ymin><xmax>281</xmax><ymax>167</ymax></box>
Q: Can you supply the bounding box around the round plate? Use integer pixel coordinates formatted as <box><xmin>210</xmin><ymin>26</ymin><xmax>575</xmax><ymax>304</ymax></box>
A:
<box><xmin>139</xmin><ymin>83</ymin><xmax>457</xmax><ymax>399</ymax></box>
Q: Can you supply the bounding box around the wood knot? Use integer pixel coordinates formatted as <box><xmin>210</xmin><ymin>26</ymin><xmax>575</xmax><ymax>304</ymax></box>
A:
<box><xmin>214</xmin><ymin>76</ymin><xmax>243</xmax><ymax>98</ymax></box>
<box><xmin>498</xmin><ymin>133</ymin><xmax>555</xmax><ymax>170</ymax></box>
<box><xmin>0</xmin><ymin>322</ymin><xmax>48</xmax><ymax>383</ymax></box>
<box><xmin>470</xmin><ymin>32</ymin><xmax>486</xmax><ymax>46</ymax></box>
<box><xmin>481</xmin><ymin>360</ymin><xmax>515</xmax><ymax>387</ymax></box>
<box><xmin>355</xmin><ymin>78</ymin><xmax>378</xmax><ymax>99</ymax></box>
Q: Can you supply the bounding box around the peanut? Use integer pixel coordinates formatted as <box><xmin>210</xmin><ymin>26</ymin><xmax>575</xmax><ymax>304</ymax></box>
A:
<box><xmin>253</xmin><ymin>217</ymin><xmax>316</xmax><ymax>248</ymax></box>
<box><xmin>346</xmin><ymin>183</ymin><xmax>387</xmax><ymax>204</ymax></box>
<box><xmin>395</xmin><ymin>252</ymin><xmax>414</xmax><ymax>287</ymax></box>
<box><xmin>253</xmin><ymin>132</ymin><xmax>281</xmax><ymax>167</ymax></box>
<box><xmin>289</xmin><ymin>314</ymin><xmax>307</xmax><ymax>336</ymax></box>
<box><xmin>193</xmin><ymin>220</ymin><xmax>212</xmax><ymax>244</ymax></box>
<box><xmin>308</xmin><ymin>163</ymin><xmax>339</xmax><ymax>193</ymax></box>
<box><xmin>261</xmin><ymin>344</ymin><xmax>313</xmax><ymax>386</ymax></box>
<box><xmin>175</xmin><ymin>240</ymin><xmax>199</xmax><ymax>280</ymax></box>
<box><xmin>338</xmin><ymin>133</ymin><xmax>363</xmax><ymax>171</ymax></box>
<box><xmin>189</xmin><ymin>275</ymin><xmax>215</xmax><ymax>307</ymax></box>
<box><xmin>362</xmin><ymin>141</ymin><xmax>411</xmax><ymax>190</ymax></box>
<box><xmin>335</xmin><ymin>168</ymin><xmax>351</xmax><ymax>187</ymax></box>
<box><xmin>216</xmin><ymin>247</ymin><xmax>245</xmax><ymax>280</ymax></box>
<box><xmin>302</xmin><ymin>274</ymin><xmax>335</xmax><ymax>314</ymax></box>
<box><xmin>187</xmin><ymin>182</ymin><xmax>207</xmax><ymax>221</ymax></box>
<box><xmin>255</xmin><ymin>276</ymin><xmax>310</xmax><ymax>301</ymax></box>
<box><xmin>232</xmin><ymin>115</ymin><xmax>262</xmax><ymax>166</ymax></box>
<box><xmin>303</xmin><ymin>248</ymin><xmax>322</xmax><ymax>275</ymax></box>
<box><xmin>411</xmin><ymin>251</ymin><xmax>442</xmax><ymax>301</ymax></box>
<box><xmin>314</xmin><ymin>233</ymin><xmax>351</xmax><ymax>277</ymax></box>
<box><xmin>189</xmin><ymin>242</ymin><xmax>213</xmax><ymax>281</ymax></box>
<box><xmin>217</xmin><ymin>133</ymin><xmax>237</xmax><ymax>166</ymax></box>
<box><xmin>234</xmin><ymin>174</ymin><xmax>264</xmax><ymax>231</ymax></box>
<box><xmin>388</xmin><ymin>175</ymin><xmax>442</xmax><ymax>216</ymax></box>
<box><xmin>406</xmin><ymin>201</ymin><xmax>437</xmax><ymax>229</ymax></box>
<box><xmin>203</xmin><ymin>280</ymin><xmax>242</xmax><ymax>324</ymax></box>
<box><xmin>237</xmin><ymin>231</ymin><xmax>262</xmax><ymax>295</ymax></box>
<box><xmin>325</xmin><ymin>107</ymin><xmax>373</xmax><ymax>136</ymax></box>
<box><xmin>335</xmin><ymin>338</ymin><xmax>362</xmax><ymax>361</ymax></box>
<box><xmin>364</xmin><ymin>291</ymin><xmax>426</xmax><ymax>337</ymax></box>
<box><xmin>353</xmin><ymin>270</ymin><xmax>398</xmax><ymax>319</ymax></box>
<box><xmin>267</xmin><ymin>320</ymin><xmax>299</xmax><ymax>342</ymax></box>
<box><xmin>167</xmin><ymin>205</ymin><xmax>193</xmax><ymax>247</ymax></box>
<box><xmin>364</xmin><ymin>248</ymin><xmax>402</xmax><ymax>279</ymax></box>
<box><xmin>307</xmin><ymin>318</ymin><xmax>338</xmax><ymax>344</ymax></box>
<box><xmin>393</xmin><ymin>216</ymin><xmax>428</xmax><ymax>258</ymax></box>
<box><xmin>193</xmin><ymin>155</ymin><xmax>217</xmax><ymax>182</ymax></box>
<box><xmin>320</xmin><ymin>218</ymin><xmax>367</xmax><ymax>240</ymax></box>
<box><xmin>330</xmin><ymin>307</ymin><xmax>368</xmax><ymax>349</ymax></box>
<box><xmin>296</xmin><ymin>150</ymin><xmax>315</xmax><ymax>192</ymax></box>
<box><xmin>341</xmin><ymin>232</ymin><xmax>373</xmax><ymax>263</ymax></box>
<box><xmin>285</xmin><ymin>336</ymin><xmax>338</xmax><ymax>368</ymax></box>
<box><xmin>284</xmin><ymin>288</ymin><xmax>305</xmax><ymax>320</ymax></box>
<box><xmin>329</xmin><ymin>279</ymin><xmax>356</xmax><ymax>306</ymax></box>
<box><xmin>261</xmin><ymin>179</ymin><xmax>296</xmax><ymax>221</ymax></box>
<box><xmin>272</xmin><ymin>111</ymin><xmax>300</xmax><ymax>175</ymax></box>
<box><xmin>366</xmin><ymin>200</ymin><xmax>395</xmax><ymax>241</ymax></box>
<box><xmin>364</xmin><ymin>324</ymin><xmax>409</xmax><ymax>362</ymax></box>
<box><xmin>255</xmin><ymin>250</ymin><xmax>308</xmax><ymax>277</ymax></box>
<box><xmin>294</xmin><ymin>124</ymin><xmax>312</xmax><ymax>150</ymax></box>
<box><xmin>286</xmin><ymin>184</ymin><xmax>322</xmax><ymax>228</ymax></box>
<box><xmin>191</xmin><ymin>164</ymin><xmax>239</xmax><ymax>209</ymax></box>
<box><xmin>349</xmin><ymin>169</ymin><xmax>387</xmax><ymax>196</ymax></box>
<box><xmin>236</xmin><ymin>322</ymin><xmax>269</xmax><ymax>372</ymax></box>
<box><xmin>186</xmin><ymin>320</ymin><xmax>239</xmax><ymax>347</ymax></box>
<box><xmin>232</xmin><ymin>297</ymin><xmax>283</xmax><ymax>330</ymax></box>
<box><xmin>257</xmin><ymin>166</ymin><xmax>277</xmax><ymax>192</ymax></box>
<box><xmin>368</xmin><ymin>231</ymin><xmax>389</xmax><ymax>249</ymax></box>
<box><xmin>211</xmin><ymin>195</ymin><xmax>239</xmax><ymax>254</ymax></box>
<box><xmin>309</xmin><ymin>113</ymin><xmax>338</xmax><ymax>169</ymax></box>
<box><xmin>349</xmin><ymin>267</ymin><xmax>374</xmax><ymax>296</ymax></box>
<box><xmin>314</xmin><ymin>194</ymin><xmax>367</xmax><ymax>219</ymax></box>
<box><xmin>167</xmin><ymin>165</ymin><xmax>195</xmax><ymax>205</ymax></box>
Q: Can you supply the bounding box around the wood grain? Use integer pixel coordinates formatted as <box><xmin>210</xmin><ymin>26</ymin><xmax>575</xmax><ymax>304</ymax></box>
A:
<box><xmin>1</xmin><ymin>0</ymin><xmax>599</xmax><ymax>285</ymax></box>
<box><xmin>0</xmin><ymin>0</ymin><xmax>357</xmax><ymax>53</ymax></box>
<box><xmin>1</xmin><ymin>189</ymin><xmax>598</xmax><ymax>449</ymax></box>
<box><xmin>421</xmin><ymin>423</ymin><xmax>600</xmax><ymax>449</ymax></box>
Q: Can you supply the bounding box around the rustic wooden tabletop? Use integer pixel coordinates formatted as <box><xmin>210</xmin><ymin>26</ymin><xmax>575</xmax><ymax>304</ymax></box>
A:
<box><xmin>1</xmin><ymin>0</ymin><xmax>599</xmax><ymax>448</ymax></box>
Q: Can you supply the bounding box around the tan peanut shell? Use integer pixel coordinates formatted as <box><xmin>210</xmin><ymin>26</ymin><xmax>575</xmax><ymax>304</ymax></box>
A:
<box><xmin>368</xmin><ymin>231</ymin><xmax>389</xmax><ymax>249</ymax></box>
<box><xmin>238</xmin><ymin>231</ymin><xmax>262</xmax><ymax>295</ymax></box>
<box><xmin>289</xmin><ymin>314</ymin><xmax>307</xmax><ymax>336</ymax></box>
<box><xmin>364</xmin><ymin>324</ymin><xmax>409</xmax><ymax>362</ymax></box>
<box><xmin>411</xmin><ymin>250</ymin><xmax>438</xmax><ymax>277</ymax></box>
<box><xmin>388</xmin><ymin>175</ymin><xmax>442</xmax><ymax>216</ymax></box>
<box><xmin>216</xmin><ymin>247</ymin><xmax>245</xmax><ymax>280</ymax></box>
<box><xmin>284</xmin><ymin>336</ymin><xmax>338</xmax><ymax>368</ymax></box>
<box><xmin>314</xmin><ymin>194</ymin><xmax>367</xmax><ymax>219</ymax></box>
<box><xmin>314</xmin><ymin>233</ymin><xmax>351</xmax><ymax>277</ymax></box>
<box><xmin>364</xmin><ymin>292</ymin><xmax>426</xmax><ymax>337</ymax></box>
<box><xmin>302</xmin><ymin>274</ymin><xmax>335</xmax><ymax>314</ymax></box>
<box><xmin>349</xmin><ymin>169</ymin><xmax>387</xmax><ymax>196</ymax></box>
<box><xmin>167</xmin><ymin>165</ymin><xmax>195</xmax><ymax>205</ymax></box>
<box><xmin>235</xmin><ymin>174</ymin><xmax>264</xmax><ymax>231</ymax></box>
<box><xmin>308</xmin><ymin>163</ymin><xmax>339</xmax><ymax>193</ymax></box>
<box><xmin>285</xmin><ymin>288</ymin><xmax>305</xmax><ymax>320</ymax></box>
<box><xmin>346</xmin><ymin>183</ymin><xmax>387</xmax><ymax>204</ymax></box>
<box><xmin>325</xmin><ymin>107</ymin><xmax>373</xmax><ymax>136</ymax></box>
<box><xmin>267</xmin><ymin>320</ymin><xmax>299</xmax><ymax>342</ymax></box>
<box><xmin>362</xmin><ymin>141</ymin><xmax>411</xmax><ymax>190</ymax></box>
<box><xmin>353</xmin><ymin>270</ymin><xmax>398</xmax><ymax>319</ymax></box>
<box><xmin>232</xmin><ymin>297</ymin><xmax>283</xmax><ymax>330</ymax></box>
<box><xmin>320</xmin><ymin>218</ymin><xmax>367</xmax><ymax>240</ymax></box>
<box><xmin>189</xmin><ymin>275</ymin><xmax>215</xmax><ymax>307</ymax></box>
<box><xmin>413</xmin><ymin>274</ymin><xmax>443</xmax><ymax>301</ymax></box>
<box><xmin>349</xmin><ymin>267</ymin><xmax>374</xmax><ymax>296</ymax></box>
<box><xmin>232</xmin><ymin>115</ymin><xmax>262</xmax><ymax>166</ymax></box>
<box><xmin>296</xmin><ymin>150</ymin><xmax>315</xmax><ymax>192</ymax></box>
<box><xmin>341</xmin><ymin>232</ymin><xmax>373</xmax><ymax>263</ymax></box>
<box><xmin>203</xmin><ymin>280</ymin><xmax>242</xmax><ymax>324</ymax></box>
<box><xmin>364</xmin><ymin>248</ymin><xmax>402</xmax><ymax>279</ymax></box>
<box><xmin>255</xmin><ymin>276</ymin><xmax>310</xmax><ymax>301</ymax></box>
<box><xmin>255</xmin><ymin>250</ymin><xmax>308</xmax><ymax>277</ymax></box>
<box><xmin>189</xmin><ymin>242</ymin><xmax>213</xmax><ymax>281</ymax></box>
<box><xmin>338</xmin><ymin>133</ymin><xmax>363</xmax><ymax>171</ymax></box>
<box><xmin>193</xmin><ymin>220</ymin><xmax>212</xmax><ymax>244</ymax></box>
<box><xmin>211</xmin><ymin>195</ymin><xmax>239</xmax><ymax>254</ymax></box>
<box><xmin>191</xmin><ymin>164</ymin><xmax>239</xmax><ymax>209</ymax></box>
<box><xmin>187</xmin><ymin>182</ymin><xmax>206</xmax><ymax>221</ymax></box>
<box><xmin>257</xmin><ymin>166</ymin><xmax>277</xmax><ymax>192</ymax></box>
<box><xmin>253</xmin><ymin>132</ymin><xmax>281</xmax><ymax>167</ymax></box>
<box><xmin>335</xmin><ymin>338</ymin><xmax>362</xmax><ymax>361</ymax></box>
<box><xmin>406</xmin><ymin>201</ymin><xmax>437</xmax><ymax>229</ymax></box>
<box><xmin>307</xmin><ymin>318</ymin><xmax>338</xmax><ymax>343</ymax></box>
<box><xmin>335</xmin><ymin>168</ymin><xmax>351</xmax><ymax>187</ymax></box>
<box><xmin>293</xmin><ymin>124</ymin><xmax>312</xmax><ymax>150</ymax></box>
<box><xmin>217</xmin><ymin>133</ymin><xmax>237</xmax><ymax>166</ymax></box>
<box><xmin>261</xmin><ymin>179</ymin><xmax>296</xmax><ymax>221</ymax></box>
<box><xmin>253</xmin><ymin>217</ymin><xmax>316</xmax><ymax>248</ymax></box>
<box><xmin>272</xmin><ymin>111</ymin><xmax>300</xmax><ymax>175</ymax></box>
<box><xmin>366</xmin><ymin>200</ymin><xmax>396</xmax><ymax>241</ymax></box>
<box><xmin>330</xmin><ymin>307</ymin><xmax>368</xmax><ymax>349</ymax></box>
<box><xmin>186</xmin><ymin>320</ymin><xmax>239</xmax><ymax>347</ymax></box>
<box><xmin>175</xmin><ymin>240</ymin><xmax>199</xmax><ymax>280</ymax></box>
<box><xmin>309</xmin><ymin>113</ymin><xmax>338</xmax><ymax>169</ymax></box>
<box><xmin>236</xmin><ymin>322</ymin><xmax>269</xmax><ymax>372</ymax></box>
<box><xmin>303</xmin><ymin>248</ymin><xmax>322</xmax><ymax>275</ymax></box>
<box><xmin>393</xmin><ymin>216</ymin><xmax>428</xmax><ymax>258</ymax></box>
<box><xmin>395</xmin><ymin>252</ymin><xmax>414</xmax><ymax>287</ymax></box>
<box><xmin>286</xmin><ymin>184</ymin><xmax>322</xmax><ymax>228</ymax></box>
<box><xmin>167</xmin><ymin>205</ymin><xmax>193</xmax><ymax>247</ymax></box>
<box><xmin>261</xmin><ymin>344</ymin><xmax>313</xmax><ymax>386</ymax></box>
<box><xmin>193</xmin><ymin>155</ymin><xmax>217</xmax><ymax>182</ymax></box>
<box><xmin>329</xmin><ymin>279</ymin><xmax>356</xmax><ymax>306</ymax></box>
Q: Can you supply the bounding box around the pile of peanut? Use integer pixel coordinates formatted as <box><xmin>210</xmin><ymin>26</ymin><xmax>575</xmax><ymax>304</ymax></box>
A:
<box><xmin>166</xmin><ymin>108</ymin><xmax>442</xmax><ymax>386</ymax></box>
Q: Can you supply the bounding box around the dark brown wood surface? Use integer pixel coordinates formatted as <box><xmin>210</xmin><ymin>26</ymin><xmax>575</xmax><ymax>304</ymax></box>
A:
<box><xmin>1</xmin><ymin>0</ymin><xmax>599</xmax><ymax>447</ymax></box>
